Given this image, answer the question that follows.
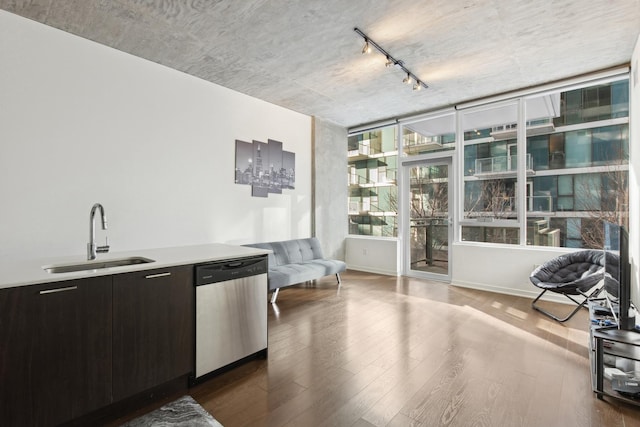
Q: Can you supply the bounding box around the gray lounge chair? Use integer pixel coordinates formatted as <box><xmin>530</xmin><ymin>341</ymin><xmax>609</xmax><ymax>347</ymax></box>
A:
<box><xmin>530</xmin><ymin>250</ymin><xmax>605</xmax><ymax>322</ymax></box>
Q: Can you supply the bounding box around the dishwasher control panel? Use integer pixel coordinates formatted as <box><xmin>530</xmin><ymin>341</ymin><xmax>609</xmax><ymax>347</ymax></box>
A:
<box><xmin>195</xmin><ymin>255</ymin><xmax>268</xmax><ymax>285</ymax></box>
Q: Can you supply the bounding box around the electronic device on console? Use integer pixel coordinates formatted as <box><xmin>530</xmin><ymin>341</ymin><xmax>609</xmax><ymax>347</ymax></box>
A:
<box><xmin>603</xmin><ymin>222</ymin><xmax>636</xmax><ymax>331</ymax></box>
<box><xmin>611</xmin><ymin>374</ymin><xmax>640</xmax><ymax>396</ymax></box>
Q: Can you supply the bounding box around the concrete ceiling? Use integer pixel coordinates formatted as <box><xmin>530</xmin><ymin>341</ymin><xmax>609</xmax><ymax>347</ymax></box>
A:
<box><xmin>2</xmin><ymin>0</ymin><xmax>639</xmax><ymax>129</ymax></box>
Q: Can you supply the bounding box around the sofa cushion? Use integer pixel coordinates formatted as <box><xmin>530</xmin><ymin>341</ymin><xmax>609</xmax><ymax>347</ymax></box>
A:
<box><xmin>269</xmin><ymin>241</ymin><xmax>293</xmax><ymax>266</ymax></box>
<box><xmin>281</xmin><ymin>240</ymin><xmax>305</xmax><ymax>263</ymax></box>
<box><xmin>274</xmin><ymin>238</ymin><xmax>322</xmax><ymax>264</ymax></box>
<box><xmin>245</xmin><ymin>238</ymin><xmax>326</xmax><ymax>266</ymax></box>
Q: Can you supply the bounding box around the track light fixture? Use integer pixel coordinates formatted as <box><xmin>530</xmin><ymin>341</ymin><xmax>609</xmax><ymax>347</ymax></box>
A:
<box><xmin>354</xmin><ymin>27</ymin><xmax>428</xmax><ymax>91</ymax></box>
<box><xmin>361</xmin><ymin>39</ymin><xmax>371</xmax><ymax>54</ymax></box>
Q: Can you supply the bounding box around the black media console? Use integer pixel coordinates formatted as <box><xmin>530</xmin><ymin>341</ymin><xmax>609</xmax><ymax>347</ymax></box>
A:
<box><xmin>589</xmin><ymin>298</ymin><xmax>640</xmax><ymax>406</ymax></box>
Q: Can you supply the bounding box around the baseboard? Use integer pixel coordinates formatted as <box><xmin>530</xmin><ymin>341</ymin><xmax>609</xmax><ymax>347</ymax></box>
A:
<box><xmin>346</xmin><ymin>270</ymin><xmax>576</xmax><ymax>306</ymax></box>
<box><xmin>346</xmin><ymin>265</ymin><xmax>398</xmax><ymax>276</ymax></box>
<box><xmin>452</xmin><ymin>280</ymin><xmax>574</xmax><ymax>305</ymax></box>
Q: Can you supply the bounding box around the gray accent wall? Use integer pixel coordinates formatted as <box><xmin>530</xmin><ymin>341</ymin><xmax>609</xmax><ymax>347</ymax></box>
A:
<box><xmin>312</xmin><ymin>118</ymin><xmax>348</xmax><ymax>261</ymax></box>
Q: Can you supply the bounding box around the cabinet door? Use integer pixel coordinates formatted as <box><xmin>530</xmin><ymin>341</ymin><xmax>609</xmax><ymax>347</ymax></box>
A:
<box><xmin>112</xmin><ymin>265</ymin><xmax>193</xmax><ymax>401</ymax></box>
<box><xmin>0</xmin><ymin>276</ymin><xmax>112</xmax><ymax>427</ymax></box>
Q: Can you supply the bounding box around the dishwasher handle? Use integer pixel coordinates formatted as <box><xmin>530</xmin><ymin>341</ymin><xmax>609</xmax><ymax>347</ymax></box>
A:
<box><xmin>195</xmin><ymin>256</ymin><xmax>267</xmax><ymax>285</ymax></box>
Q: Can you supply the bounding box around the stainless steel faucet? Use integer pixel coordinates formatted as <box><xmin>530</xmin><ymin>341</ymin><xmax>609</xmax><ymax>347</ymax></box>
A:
<box><xmin>87</xmin><ymin>203</ymin><xmax>110</xmax><ymax>260</ymax></box>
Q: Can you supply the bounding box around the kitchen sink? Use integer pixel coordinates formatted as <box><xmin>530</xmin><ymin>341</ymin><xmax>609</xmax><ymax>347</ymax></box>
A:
<box><xmin>43</xmin><ymin>256</ymin><xmax>156</xmax><ymax>274</ymax></box>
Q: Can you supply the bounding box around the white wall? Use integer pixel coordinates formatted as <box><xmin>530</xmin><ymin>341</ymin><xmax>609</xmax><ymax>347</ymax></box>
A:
<box><xmin>452</xmin><ymin>243</ymin><xmax>573</xmax><ymax>303</ymax></box>
<box><xmin>630</xmin><ymin>35</ymin><xmax>640</xmax><ymax>309</ymax></box>
<box><xmin>345</xmin><ymin>236</ymin><xmax>572</xmax><ymax>303</ymax></box>
<box><xmin>345</xmin><ymin>236</ymin><xmax>399</xmax><ymax>276</ymax></box>
<box><xmin>0</xmin><ymin>11</ymin><xmax>312</xmax><ymax>263</ymax></box>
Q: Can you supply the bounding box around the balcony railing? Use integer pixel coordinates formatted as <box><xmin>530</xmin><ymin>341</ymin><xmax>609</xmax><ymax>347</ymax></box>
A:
<box><xmin>348</xmin><ymin>199</ymin><xmax>396</xmax><ymax>215</ymax></box>
<box><xmin>474</xmin><ymin>154</ymin><xmax>533</xmax><ymax>176</ymax></box>
<box><xmin>465</xmin><ymin>196</ymin><xmax>555</xmax><ymax>220</ymax></box>
<box><xmin>527</xmin><ymin>195</ymin><xmax>554</xmax><ymax>212</ymax></box>
<box><xmin>349</xmin><ymin>170</ymin><xmax>397</xmax><ymax>186</ymax></box>
<box><xmin>348</xmin><ymin>144</ymin><xmax>371</xmax><ymax>157</ymax></box>
<box><xmin>403</xmin><ymin>133</ymin><xmax>447</xmax><ymax>154</ymax></box>
<box><xmin>475</xmin><ymin>195</ymin><xmax>555</xmax><ymax>215</ymax></box>
<box><xmin>489</xmin><ymin>118</ymin><xmax>555</xmax><ymax>140</ymax></box>
<box><xmin>349</xmin><ymin>200</ymin><xmax>361</xmax><ymax>213</ymax></box>
<box><xmin>348</xmin><ymin>141</ymin><xmax>392</xmax><ymax>159</ymax></box>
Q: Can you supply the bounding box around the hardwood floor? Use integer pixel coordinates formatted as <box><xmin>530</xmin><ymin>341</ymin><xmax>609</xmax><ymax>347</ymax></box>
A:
<box><xmin>111</xmin><ymin>270</ymin><xmax>640</xmax><ymax>426</ymax></box>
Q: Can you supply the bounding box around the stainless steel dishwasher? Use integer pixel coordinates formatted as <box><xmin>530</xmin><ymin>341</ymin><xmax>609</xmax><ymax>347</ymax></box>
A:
<box><xmin>194</xmin><ymin>255</ymin><xmax>268</xmax><ymax>381</ymax></box>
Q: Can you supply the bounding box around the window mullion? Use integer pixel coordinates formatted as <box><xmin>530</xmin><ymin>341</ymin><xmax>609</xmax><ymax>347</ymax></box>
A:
<box><xmin>517</xmin><ymin>98</ymin><xmax>527</xmax><ymax>245</ymax></box>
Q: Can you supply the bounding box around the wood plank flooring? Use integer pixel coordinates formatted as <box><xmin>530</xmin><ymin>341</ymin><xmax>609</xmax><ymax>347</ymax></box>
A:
<box><xmin>111</xmin><ymin>270</ymin><xmax>640</xmax><ymax>427</ymax></box>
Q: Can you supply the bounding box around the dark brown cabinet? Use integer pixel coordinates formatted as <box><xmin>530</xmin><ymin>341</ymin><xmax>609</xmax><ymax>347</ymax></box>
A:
<box><xmin>112</xmin><ymin>265</ymin><xmax>194</xmax><ymax>401</ymax></box>
<box><xmin>0</xmin><ymin>263</ymin><xmax>196</xmax><ymax>426</ymax></box>
<box><xmin>0</xmin><ymin>276</ymin><xmax>112</xmax><ymax>427</ymax></box>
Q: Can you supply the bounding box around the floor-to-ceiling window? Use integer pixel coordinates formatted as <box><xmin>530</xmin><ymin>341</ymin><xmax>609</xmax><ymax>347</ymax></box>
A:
<box><xmin>348</xmin><ymin>126</ymin><xmax>398</xmax><ymax>236</ymax></box>
<box><xmin>524</xmin><ymin>79</ymin><xmax>629</xmax><ymax>248</ymax></box>
<box><xmin>461</xmin><ymin>102</ymin><xmax>521</xmax><ymax>244</ymax></box>
<box><xmin>347</xmin><ymin>75</ymin><xmax>630</xmax><ymax>256</ymax></box>
<box><xmin>458</xmin><ymin>78</ymin><xmax>629</xmax><ymax>248</ymax></box>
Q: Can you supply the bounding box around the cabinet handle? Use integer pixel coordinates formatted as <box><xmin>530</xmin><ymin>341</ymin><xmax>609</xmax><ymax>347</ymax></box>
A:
<box><xmin>145</xmin><ymin>272</ymin><xmax>172</xmax><ymax>279</ymax></box>
<box><xmin>40</xmin><ymin>286</ymin><xmax>78</xmax><ymax>295</ymax></box>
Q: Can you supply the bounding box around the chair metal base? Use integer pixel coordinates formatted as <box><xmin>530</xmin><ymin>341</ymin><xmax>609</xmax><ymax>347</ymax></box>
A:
<box><xmin>532</xmin><ymin>287</ymin><xmax>602</xmax><ymax>322</ymax></box>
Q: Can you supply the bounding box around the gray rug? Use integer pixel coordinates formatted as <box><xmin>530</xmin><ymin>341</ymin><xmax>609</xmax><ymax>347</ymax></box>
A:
<box><xmin>121</xmin><ymin>395</ymin><xmax>223</xmax><ymax>427</ymax></box>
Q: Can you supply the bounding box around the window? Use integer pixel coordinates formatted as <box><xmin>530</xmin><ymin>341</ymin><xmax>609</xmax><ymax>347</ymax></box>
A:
<box><xmin>525</xmin><ymin>79</ymin><xmax>629</xmax><ymax>248</ymax></box>
<box><xmin>528</xmin><ymin>136</ymin><xmax>549</xmax><ymax>171</ymax></box>
<box><xmin>346</xmin><ymin>77</ymin><xmax>629</xmax><ymax>249</ymax></box>
<box><xmin>348</xmin><ymin>126</ymin><xmax>398</xmax><ymax>237</ymax></box>
<box><xmin>402</xmin><ymin>113</ymin><xmax>456</xmax><ymax>156</ymax></box>
<box><xmin>458</xmin><ymin>79</ymin><xmax>628</xmax><ymax>247</ymax></box>
<box><xmin>565</xmin><ymin>130</ymin><xmax>592</xmax><ymax>167</ymax></box>
<box><xmin>461</xmin><ymin>226</ymin><xmax>519</xmax><ymax>245</ymax></box>
<box><xmin>461</xmin><ymin>102</ymin><xmax>520</xmax><ymax>244</ymax></box>
<box><xmin>555</xmin><ymin>80</ymin><xmax>629</xmax><ymax>126</ymax></box>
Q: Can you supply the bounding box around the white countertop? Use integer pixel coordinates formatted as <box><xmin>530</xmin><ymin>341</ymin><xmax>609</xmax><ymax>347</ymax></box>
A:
<box><xmin>0</xmin><ymin>244</ymin><xmax>270</xmax><ymax>290</ymax></box>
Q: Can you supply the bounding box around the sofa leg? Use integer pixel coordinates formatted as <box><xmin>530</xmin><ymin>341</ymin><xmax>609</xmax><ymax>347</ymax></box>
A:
<box><xmin>270</xmin><ymin>288</ymin><xmax>280</xmax><ymax>304</ymax></box>
<box><xmin>336</xmin><ymin>273</ymin><xmax>342</xmax><ymax>286</ymax></box>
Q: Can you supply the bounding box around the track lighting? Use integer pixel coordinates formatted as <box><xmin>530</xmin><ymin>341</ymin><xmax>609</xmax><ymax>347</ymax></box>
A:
<box><xmin>361</xmin><ymin>39</ymin><xmax>371</xmax><ymax>54</ymax></box>
<box><xmin>354</xmin><ymin>27</ymin><xmax>428</xmax><ymax>91</ymax></box>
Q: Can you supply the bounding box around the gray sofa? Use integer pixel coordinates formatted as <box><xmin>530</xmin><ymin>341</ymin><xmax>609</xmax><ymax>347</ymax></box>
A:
<box><xmin>244</xmin><ymin>237</ymin><xmax>346</xmax><ymax>303</ymax></box>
